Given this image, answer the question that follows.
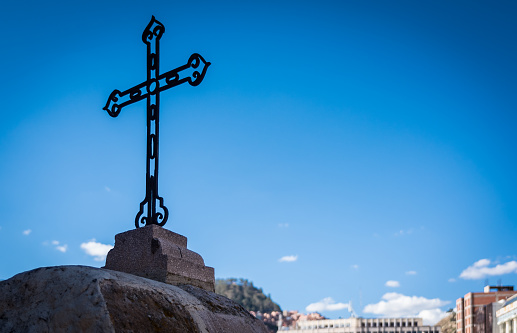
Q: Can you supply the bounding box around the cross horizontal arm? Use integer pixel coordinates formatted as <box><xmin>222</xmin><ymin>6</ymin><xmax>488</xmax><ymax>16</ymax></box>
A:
<box><xmin>103</xmin><ymin>53</ymin><xmax>210</xmax><ymax>117</ymax></box>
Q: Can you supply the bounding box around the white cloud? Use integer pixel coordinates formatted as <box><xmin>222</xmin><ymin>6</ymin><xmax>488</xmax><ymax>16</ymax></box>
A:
<box><xmin>81</xmin><ymin>239</ymin><xmax>113</xmax><ymax>261</ymax></box>
<box><xmin>105</xmin><ymin>186</ymin><xmax>111</xmax><ymax>192</ymax></box>
<box><xmin>460</xmin><ymin>259</ymin><xmax>517</xmax><ymax>280</ymax></box>
<box><xmin>45</xmin><ymin>240</ymin><xmax>68</xmax><ymax>253</ymax></box>
<box><xmin>278</xmin><ymin>255</ymin><xmax>298</xmax><ymax>263</ymax></box>
<box><xmin>351</xmin><ymin>264</ymin><xmax>359</xmax><ymax>270</ymax></box>
<box><xmin>278</xmin><ymin>223</ymin><xmax>289</xmax><ymax>228</ymax></box>
<box><xmin>306</xmin><ymin>297</ymin><xmax>349</xmax><ymax>312</ymax></box>
<box><xmin>418</xmin><ymin>309</ymin><xmax>449</xmax><ymax>326</ymax></box>
<box><xmin>56</xmin><ymin>244</ymin><xmax>68</xmax><ymax>253</ymax></box>
<box><xmin>448</xmin><ymin>278</ymin><xmax>456</xmax><ymax>283</ymax></box>
<box><xmin>22</xmin><ymin>229</ymin><xmax>32</xmax><ymax>235</ymax></box>
<box><xmin>386</xmin><ymin>280</ymin><xmax>400</xmax><ymax>288</ymax></box>
<box><xmin>363</xmin><ymin>292</ymin><xmax>450</xmax><ymax>325</ymax></box>
<box><xmin>395</xmin><ymin>229</ymin><xmax>413</xmax><ymax>237</ymax></box>
<box><xmin>406</xmin><ymin>271</ymin><xmax>417</xmax><ymax>275</ymax></box>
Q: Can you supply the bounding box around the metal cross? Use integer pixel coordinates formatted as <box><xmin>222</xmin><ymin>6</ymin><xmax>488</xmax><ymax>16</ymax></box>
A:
<box><xmin>103</xmin><ymin>17</ymin><xmax>210</xmax><ymax>228</ymax></box>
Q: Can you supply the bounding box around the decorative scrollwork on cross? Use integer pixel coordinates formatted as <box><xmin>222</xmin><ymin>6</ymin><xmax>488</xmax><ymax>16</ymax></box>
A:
<box><xmin>103</xmin><ymin>16</ymin><xmax>210</xmax><ymax>228</ymax></box>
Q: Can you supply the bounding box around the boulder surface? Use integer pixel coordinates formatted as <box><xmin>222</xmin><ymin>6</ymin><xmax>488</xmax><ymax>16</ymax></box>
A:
<box><xmin>0</xmin><ymin>265</ymin><xmax>268</xmax><ymax>333</ymax></box>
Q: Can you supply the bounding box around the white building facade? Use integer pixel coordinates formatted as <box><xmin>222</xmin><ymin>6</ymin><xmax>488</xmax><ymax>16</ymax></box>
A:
<box><xmin>285</xmin><ymin>317</ymin><xmax>441</xmax><ymax>333</ymax></box>
<box><xmin>497</xmin><ymin>296</ymin><xmax>517</xmax><ymax>333</ymax></box>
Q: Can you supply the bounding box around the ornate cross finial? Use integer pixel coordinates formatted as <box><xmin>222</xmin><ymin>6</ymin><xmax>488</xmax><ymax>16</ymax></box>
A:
<box><xmin>103</xmin><ymin>17</ymin><xmax>210</xmax><ymax>228</ymax></box>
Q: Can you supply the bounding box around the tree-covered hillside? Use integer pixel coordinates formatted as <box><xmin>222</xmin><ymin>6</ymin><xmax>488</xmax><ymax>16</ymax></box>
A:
<box><xmin>215</xmin><ymin>278</ymin><xmax>282</xmax><ymax>313</ymax></box>
<box><xmin>436</xmin><ymin>309</ymin><xmax>456</xmax><ymax>333</ymax></box>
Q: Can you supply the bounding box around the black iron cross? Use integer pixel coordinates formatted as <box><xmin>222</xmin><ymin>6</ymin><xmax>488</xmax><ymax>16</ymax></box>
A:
<box><xmin>103</xmin><ymin>17</ymin><xmax>210</xmax><ymax>228</ymax></box>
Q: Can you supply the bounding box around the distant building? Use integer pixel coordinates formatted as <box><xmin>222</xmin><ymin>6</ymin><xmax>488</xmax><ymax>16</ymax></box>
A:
<box><xmin>456</xmin><ymin>286</ymin><xmax>517</xmax><ymax>333</ymax></box>
<box><xmin>496</xmin><ymin>294</ymin><xmax>517</xmax><ymax>333</ymax></box>
<box><xmin>249</xmin><ymin>310</ymin><xmax>326</xmax><ymax>332</ymax></box>
<box><xmin>286</xmin><ymin>317</ymin><xmax>441</xmax><ymax>333</ymax></box>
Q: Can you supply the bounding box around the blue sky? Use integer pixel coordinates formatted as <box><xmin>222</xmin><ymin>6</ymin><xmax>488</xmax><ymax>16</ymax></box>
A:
<box><xmin>1</xmin><ymin>0</ymin><xmax>516</xmax><ymax>324</ymax></box>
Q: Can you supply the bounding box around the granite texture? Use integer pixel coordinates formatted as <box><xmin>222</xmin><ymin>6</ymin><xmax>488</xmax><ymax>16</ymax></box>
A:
<box><xmin>104</xmin><ymin>225</ymin><xmax>215</xmax><ymax>292</ymax></box>
<box><xmin>0</xmin><ymin>265</ymin><xmax>269</xmax><ymax>333</ymax></box>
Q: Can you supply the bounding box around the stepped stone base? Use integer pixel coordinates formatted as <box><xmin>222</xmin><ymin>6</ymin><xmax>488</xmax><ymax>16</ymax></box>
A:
<box><xmin>104</xmin><ymin>225</ymin><xmax>215</xmax><ymax>292</ymax></box>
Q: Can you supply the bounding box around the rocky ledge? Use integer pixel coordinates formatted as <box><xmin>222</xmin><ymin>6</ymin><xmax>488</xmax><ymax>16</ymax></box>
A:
<box><xmin>0</xmin><ymin>265</ymin><xmax>268</xmax><ymax>333</ymax></box>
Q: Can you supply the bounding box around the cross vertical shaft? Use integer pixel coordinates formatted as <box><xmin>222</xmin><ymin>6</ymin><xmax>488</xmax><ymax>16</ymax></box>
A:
<box><xmin>136</xmin><ymin>17</ymin><xmax>169</xmax><ymax>227</ymax></box>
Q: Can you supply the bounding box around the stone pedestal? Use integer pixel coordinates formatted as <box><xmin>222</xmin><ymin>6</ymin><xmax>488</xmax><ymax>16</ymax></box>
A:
<box><xmin>104</xmin><ymin>225</ymin><xmax>215</xmax><ymax>292</ymax></box>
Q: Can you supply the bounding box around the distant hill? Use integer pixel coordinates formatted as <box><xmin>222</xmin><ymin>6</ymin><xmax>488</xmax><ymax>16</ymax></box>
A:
<box><xmin>215</xmin><ymin>278</ymin><xmax>282</xmax><ymax>313</ymax></box>
<box><xmin>436</xmin><ymin>310</ymin><xmax>456</xmax><ymax>333</ymax></box>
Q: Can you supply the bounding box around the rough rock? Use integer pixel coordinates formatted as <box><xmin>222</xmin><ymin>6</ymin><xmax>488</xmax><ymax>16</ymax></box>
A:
<box><xmin>0</xmin><ymin>265</ymin><xmax>269</xmax><ymax>333</ymax></box>
<box><xmin>104</xmin><ymin>225</ymin><xmax>215</xmax><ymax>292</ymax></box>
